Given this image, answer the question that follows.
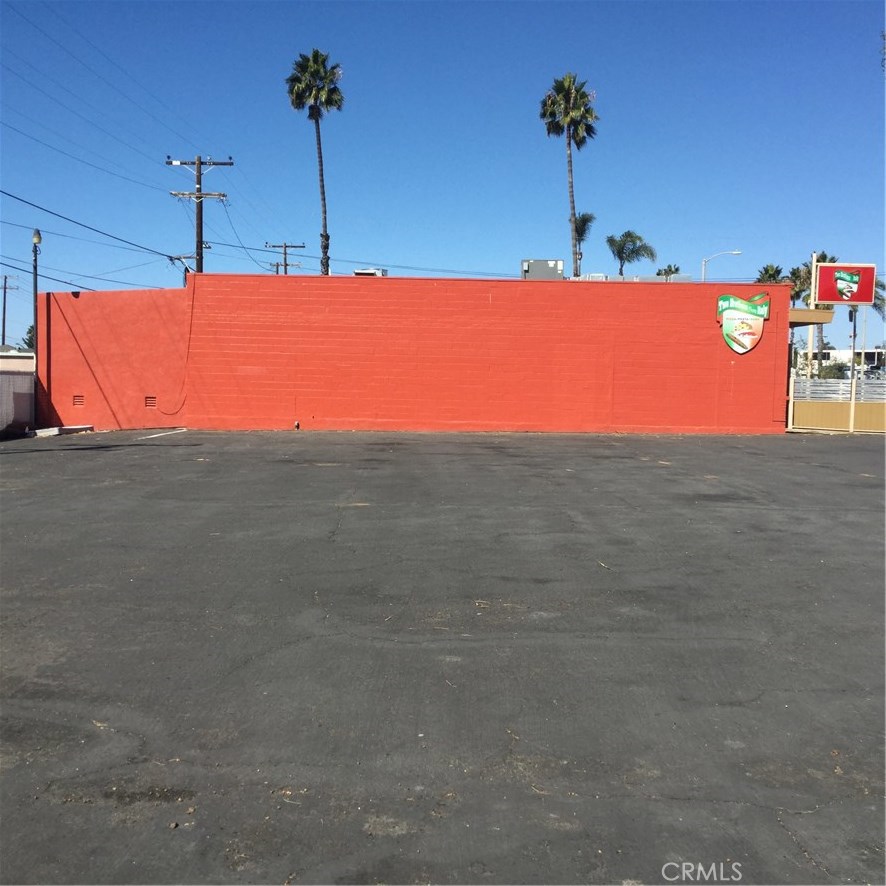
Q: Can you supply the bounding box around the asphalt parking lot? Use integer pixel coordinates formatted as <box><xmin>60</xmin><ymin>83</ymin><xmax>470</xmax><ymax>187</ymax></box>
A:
<box><xmin>1</xmin><ymin>430</ymin><xmax>883</xmax><ymax>885</ymax></box>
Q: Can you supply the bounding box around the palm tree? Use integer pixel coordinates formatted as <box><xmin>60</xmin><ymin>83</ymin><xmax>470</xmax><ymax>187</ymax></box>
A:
<box><xmin>574</xmin><ymin>212</ymin><xmax>595</xmax><ymax>276</ymax></box>
<box><xmin>788</xmin><ymin>252</ymin><xmax>838</xmax><ymax>375</ymax></box>
<box><xmin>656</xmin><ymin>264</ymin><xmax>680</xmax><ymax>281</ymax></box>
<box><xmin>754</xmin><ymin>264</ymin><xmax>804</xmax><ymax>363</ymax></box>
<box><xmin>540</xmin><ymin>73</ymin><xmax>599</xmax><ymax>278</ymax></box>
<box><xmin>606</xmin><ymin>231</ymin><xmax>657</xmax><ymax>278</ymax></box>
<box><xmin>755</xmin><ymin>264</ymin><xmax>784</xmax><ymax>283</ymax></box>
<box><xmin>848</xmin><ymin>278</ymin><xmax>886</xmax><ymax>373</ymax></box>
<box><xmin>19</xmin><ymin>324</ymin><xmax>34</xmax><ymax>350</ymax></box>
<box><xmin>286</xmin><ymin>49</ymin><xmax>343</xmax><ymax>275</ymax></box>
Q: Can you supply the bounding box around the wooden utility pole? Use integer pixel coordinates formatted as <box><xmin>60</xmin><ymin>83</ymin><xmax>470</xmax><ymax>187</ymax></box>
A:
<box><xmin>265</xmin><ymin>242</ymin><xmax>305</xmax><ymax>276</ymax></box>
<box><xmin>166</xmin><ymin>155</ymin><xmax>233</xmax><ymax>272</ymax></box>
<box><xmin>1</xmin><ymin>275</ymin><xmax>17</xmax><ymax>345</ymax></box>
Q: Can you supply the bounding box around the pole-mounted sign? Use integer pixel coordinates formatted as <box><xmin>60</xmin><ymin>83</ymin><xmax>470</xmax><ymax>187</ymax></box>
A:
<box><xmin>813</xmin><ymin>263</ymin><xmax>877</xmax><ymax>306</ymax></box>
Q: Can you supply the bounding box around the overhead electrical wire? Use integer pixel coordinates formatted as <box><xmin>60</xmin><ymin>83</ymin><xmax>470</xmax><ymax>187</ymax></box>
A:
<box><xmin>4</xmin><ymin>8</ymin><xmax>528</xmax><ymax>282</ymax></box>
<box><xmin>1</xmin><ymin>55</ymin><xmax>190</xmax><ymax>177</ymax></box>
<box><xmin>221</xmin><ymin>202</ymin><xmax>269</xmax><ymax>271</ymax></box>
<box><xmin>0</xmin><ymin>220</ymin><xmax>158</xmax><ymax>255</ymax></box>
<box><xmin>40</xmin><ymin>0</ymin><xmax>203</xmax><ymax>153</ymax></box>
<box><xmin>0</xmin><ymin>259</ymin><xmax>97</xmax><ymax>291</ymax></box>
<box><xmin>8</xmin><ymin>15</ymin><xmax>261</xmax><ymax>231</ymax></box>
<box><xmin>1</xmin><ymin>121</ymin><xmax>170</xmax><ymax>193</ymax></box>
<box><xmin>22</xmin><ymin>2</ymin><xmax>279</xmax><ymax>240</ymax></box>
<box><xmin>2</xmin><ymin>99</ymin><xmax>163</xmax><ymax>176</ymax></box>
<box><xmin>202</xmin><ymin>238</ymin><xmax>519</xmax><ymax>277</ymax></box>
<box><xmin>6</xmin><ymin>3</ymin><xmax>200</xmax><ymax>152</ymax></box>
<box><xmin>1</xmin><ymin>190</ymin><xmax>176</xmax><ymax>260</ymax></box>
<box><xmin>0</xmin><ymin>254</ymin><xmax>165</xmax><ymax>288</ymax></box>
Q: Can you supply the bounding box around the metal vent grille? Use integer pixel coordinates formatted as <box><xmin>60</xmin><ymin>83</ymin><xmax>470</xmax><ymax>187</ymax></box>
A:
<box><xmin>145</xmin><ymin>396</ymin><xmax>157</xmax><ymax>408</ymax></box>
<box><xmin>73</xmin><ymin>394</ymin><xmax>85</xmax><ymax>407</ymax></box>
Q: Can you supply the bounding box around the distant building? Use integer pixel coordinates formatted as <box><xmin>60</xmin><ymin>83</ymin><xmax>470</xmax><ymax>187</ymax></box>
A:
<box><xmin>0</xmin><ymin>348</ymin><xmax>35</xmax><ymax>435</ymax></box>
<box><xmin>802</xmin><ymin>348</ymin><xmax>884</xmax><ymax>368</ymax></box>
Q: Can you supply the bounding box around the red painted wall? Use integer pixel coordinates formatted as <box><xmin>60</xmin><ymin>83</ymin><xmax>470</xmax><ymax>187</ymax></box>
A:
<box><xmin>39</xmin><ymin>275</ymin><xmax>791</xmax><ymax>433</ymax></box>
<box><xmin>37</xmin><ymin>286</ymin><xmax>190</xmax><ymax>430</ymax></box>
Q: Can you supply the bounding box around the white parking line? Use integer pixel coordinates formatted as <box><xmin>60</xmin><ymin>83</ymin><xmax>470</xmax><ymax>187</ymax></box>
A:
<box><xmin>138</xmin><ymin>429</ymin><xmax>188</xmax><ymax>440</ymax></box>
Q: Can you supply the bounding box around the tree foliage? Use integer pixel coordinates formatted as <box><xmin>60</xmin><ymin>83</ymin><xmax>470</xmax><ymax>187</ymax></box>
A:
<box><xmin>606</xmin><ymin>231</ymin><xmax>657</xmax><ymax>278</ymax></box>
<box><xmin>573</xmin><ymin>212</ymin><xmax>595</xmax><ymax>275</ymax></box>
<box><xmin>286</xmin><ymin>49</ymin><xmax>344</xmax><ymax>275</ymax></box>
<box><xmin>540</xmin><ymin>73</ymin><xmax>599</xmax><ymax>278</ymax></box>
<box><xmin>755</xmin><ymin>264</ymin><xmax>784</xmax><ymax>283</ymax></box>
<box><xmin>656</xmin><ymin>264</ymin><xmax>680</xmax><ymax>281</ymax></box>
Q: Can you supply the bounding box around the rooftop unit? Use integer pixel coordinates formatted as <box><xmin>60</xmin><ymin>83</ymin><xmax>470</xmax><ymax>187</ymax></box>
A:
<box><xmin>521</xmin><ymin>259</ymin><xmax>564</xmax><ymax>281</ymax></box>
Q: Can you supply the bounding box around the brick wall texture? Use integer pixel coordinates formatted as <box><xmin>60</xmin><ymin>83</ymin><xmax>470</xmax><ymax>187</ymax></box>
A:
<box><xmin>37</xmin><ymin>274</ymin><xmax>791</xmax><ymax>433</ymax></box>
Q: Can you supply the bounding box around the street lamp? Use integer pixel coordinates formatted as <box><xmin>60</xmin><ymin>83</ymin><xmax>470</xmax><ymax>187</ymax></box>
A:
<box><xmin>701</xmin><ymin>249</ymin><xmax>741</xmax><ymax>282</ymax></box>
<box><xmin>32</xmin><ymin>229</ymin><xmax>41</xmax><ymax>428</ymax></box>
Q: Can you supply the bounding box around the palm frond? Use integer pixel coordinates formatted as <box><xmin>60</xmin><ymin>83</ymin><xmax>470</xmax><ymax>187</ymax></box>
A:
<box><xmin>286</xmin><ymin>49</ymin><xmax>344</xmax><ymax>118</ymax></box>
<box><xmin>606</xmin><ymin>230</ymin><xmax>657</xmax><ymax>275</ymax></box>
<box><xmin>574</xmin><ymin>212</ymin><xmax>596</xmax><ymax>246</ymax></box>
<box><xmin>540</xmin><ymin>73</ymin><xmax>599</xmax><ymax>146</ymax></box>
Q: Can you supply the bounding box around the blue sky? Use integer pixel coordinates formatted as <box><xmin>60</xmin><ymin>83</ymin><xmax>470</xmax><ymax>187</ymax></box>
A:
<box><xmin>1</xmin><ymin>0</ymin><xmax>884</xmax><ymax>350</ymax></box>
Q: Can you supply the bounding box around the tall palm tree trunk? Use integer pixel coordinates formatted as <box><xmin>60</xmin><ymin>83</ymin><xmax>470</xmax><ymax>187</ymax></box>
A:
<box><xmin>313</xmin><ymin>114</ymin><xmax>330</xmax><ymax>275</ymax></box>
<box><xmin>565</xmin><ymin>131</ymin><xmax>578</xmax><ymax>279</ymax></box>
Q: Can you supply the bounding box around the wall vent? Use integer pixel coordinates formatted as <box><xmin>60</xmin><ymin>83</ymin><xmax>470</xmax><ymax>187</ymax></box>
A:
<box><xmin>145</xmin><ymin>396</ymin><xmax>157</xmax><ymax>408</ymax></box>
<box><xmin>73</xmin><ymin>394</ymin><xmax>85</xmax><ymax>407</ymax></box>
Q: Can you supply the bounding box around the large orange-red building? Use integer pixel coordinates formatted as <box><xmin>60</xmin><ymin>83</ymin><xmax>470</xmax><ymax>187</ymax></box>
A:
<box><xmin>35</xmin><ymin>274</ymin><xmax>791</xmax><ymax>433</ymax></box>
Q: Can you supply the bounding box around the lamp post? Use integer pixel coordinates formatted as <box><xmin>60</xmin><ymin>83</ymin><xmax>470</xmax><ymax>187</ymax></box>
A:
<box><xmin>32</xmin><ymin>229</ymin><xmax>41</xmax><ymax>428</ymax></box>
<box><xmin>701</xmin><ymin>249</ymin><xmax>741</xmax><ymax>282</ymax></box>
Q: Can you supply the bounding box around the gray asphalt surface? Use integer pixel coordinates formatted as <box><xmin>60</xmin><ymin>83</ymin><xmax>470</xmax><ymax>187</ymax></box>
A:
<box><xmin>1</xmin><ymin>430</ymin><xmax>883</xmax><ymax>886</ymax></box>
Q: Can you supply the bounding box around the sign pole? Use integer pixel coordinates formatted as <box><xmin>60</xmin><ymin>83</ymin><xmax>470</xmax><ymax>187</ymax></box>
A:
<box><xmin>848</xmin><ymin>308</ymin><xmax>857</xmax><ymax>433</ymax></box>
<box><xmin>861</xmin><ymin>305</ymin><xmax>868</xmax><ymax>373</ymax></box>
<box><xmin>806</xmin><ymin>252</ymin><xmax>816</xmax><ymax>378</ymax></box>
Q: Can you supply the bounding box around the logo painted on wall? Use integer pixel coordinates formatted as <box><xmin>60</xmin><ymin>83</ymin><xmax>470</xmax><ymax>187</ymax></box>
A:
<box><xmin>717</xmin><ymin>292</ymin><xmax>770</xmax><ymax>354</ymax></box>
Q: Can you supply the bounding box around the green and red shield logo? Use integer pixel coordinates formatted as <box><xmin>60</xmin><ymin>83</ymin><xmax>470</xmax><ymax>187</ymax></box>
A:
<box><xmin>814</xmin><ymin>263</ymin><xmax>877</xmax><ymax>305</ymax></box>
<box><xmin>717</xmin><ymin>292</ymin><xmax>770</xmax><ymax>354</ymax></box>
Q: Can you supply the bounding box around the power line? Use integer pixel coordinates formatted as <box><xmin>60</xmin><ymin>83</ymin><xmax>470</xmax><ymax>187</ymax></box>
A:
<box><xmin>40</xmin><ymin>1</ymin><xmax>202</xmax><ymax>153</ymax></box>
<box><xmin>6</xmin><ymin>3</ymin><xmax>200</xmax><ymax>152</ymax></box>
<box><xmin>0</xmin><ymin>191</ymin><xmax>175</xmax><ymax>260</ymax></box>
<box><xmin>6</xmin><ymin>16</ymin><xmax>288</xmax><ymax>253</ymax></box>
<box><xmin>3</xmin><ymin>194</ymin><xmax>517</xmax><ymax>281</ymax></box>
<box><xmin>0</xmin><ymin>220</ymin><xmax>155</xmax><ymax>254</ymax></box>
<box><xmin>203</xmin><ymin>238</ymin><xmax>519</xmax><ymax>277</ymax></box>
<box><xmin>12</xmin><ymin>9</ymin><xmax>277</xmax><ymax>243</ymax></box>
<box><xmin>0</xmin><ymin>255</ymin><xmax>166</xmax><ymax>288</ymax></box>
<box><xmin>1</xmin><ymin>256</ymin><xmax>168</xmax><ymax>290</ymax></box>
<box><xmin>1</xmin><ymin>56</ymin><xmax>186</xmax><ymax>175</ymax></box>
<box><xmin>223</xmin><ymin>203</ymin><xmax>270</xmax><ymax>271</ymax></box>
<box><xmin>1</xmin><ymin>121</ymin><xmax>169</xmax><ymax>192</ymax></box>
<box><xmin>0</xmin><ymin>260</ymin><xmax>97</xmax><ymax>291</ymax></box>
